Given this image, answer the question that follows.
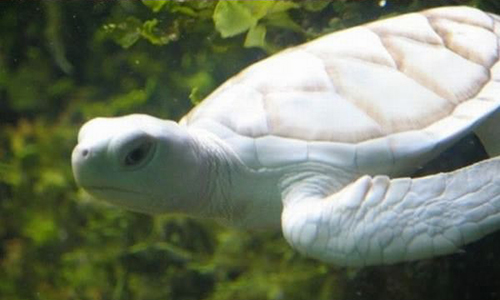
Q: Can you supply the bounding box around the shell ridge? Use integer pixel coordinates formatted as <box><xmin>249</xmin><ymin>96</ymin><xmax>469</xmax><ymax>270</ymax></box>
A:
<box><xmin>369</xmin><ymin>25</ymin><xmax>443</xmax><ymax>47</ymax></box>
<box><xmin>364</xmin><ymin>27</ymin><xmax>399</xmax><ymax>67</ymax></box>
<box><xmin>424</xmin><ymin>8</ymin><xmax>494</xmax><ymax>31</ymax></box>
<box><xmin>489</xmin><ymin>13</ymin><xmax>500</xmax><ymax>24</ymax></box>
<box><xmin>322</xmin><ymin>53</ymin><xmax>397</xmax><ymax>71</ymax></box>
<box><xmin>251</xmin><ymin>137</ymin><xmax>264</xmax><ymax>170</ymax></box>
<box><xmin>301</xmin><ymin>33</ymin><xmax>398</xmax><ymax>69</ymax></box>
<box><xmin>430</xmin><ymin>14</ymin><xmax>493</xmax><ymax>31</ymax></box>
<box><xmin>494</xmin><ymin>17</ymin><xmax>500</xmax><ymax>56</ymax></box>
<box><xmin>371</xmin><ymin>29</ymin><xmax>456</xmax><ymax>105</ymax></box>
<box><xmin>424</xmin><ymin>14</ymin><xmax>494</xmax><ymax>69</ymax></box>
<box><xmin>258</xmin><ymin>85</ymin><xmax>273</xmax><ymax>135</ymax></box>
<box><xmin>489</xmin><ymin>12</ymin><xmax>500</xmax><ymax>38</ymax></box>
<box><xmin>378</xmin><ymin>29</ymin><xmax>490</xmax><ymax>105</ymax></box>
<box><xmin>322</xmin><ymin>61</ymin><xmax>387</xmax><ymax>134</ymax></box>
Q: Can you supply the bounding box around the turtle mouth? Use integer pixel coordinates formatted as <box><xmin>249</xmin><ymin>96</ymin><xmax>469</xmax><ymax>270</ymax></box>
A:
<box><xmin>82</xmin><ymin>185</ymin><xmax>146</xmax><ymax>200</ymax></box>
<box><xmin>84</xmin><ymin>185</ymin><xmax>144</xmax><ymax>195</ymax></box>
<box><xmin>81</xmin><ymin>186</ymin><xmax>162</xmax><ymax>214</ymax></box>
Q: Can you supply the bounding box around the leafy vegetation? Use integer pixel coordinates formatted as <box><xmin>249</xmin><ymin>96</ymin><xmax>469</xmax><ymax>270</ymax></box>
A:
<box><xmin>2</xmin><ymin>1</ymin><xmax>500</xmax><ymax>299</ymax></box>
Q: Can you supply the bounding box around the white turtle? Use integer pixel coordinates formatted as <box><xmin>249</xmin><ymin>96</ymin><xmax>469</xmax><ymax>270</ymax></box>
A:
<box><xmin>72</xmin><ymin>6</ymin><xmax>500</xmax><ymax>266</ymax></box>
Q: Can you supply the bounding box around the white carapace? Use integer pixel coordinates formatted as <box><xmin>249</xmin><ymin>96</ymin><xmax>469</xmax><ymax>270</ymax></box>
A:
<box><xmin>73</xmin><ymin>6</ymin><xmax>500</xmax><ymax>266</ymax></box>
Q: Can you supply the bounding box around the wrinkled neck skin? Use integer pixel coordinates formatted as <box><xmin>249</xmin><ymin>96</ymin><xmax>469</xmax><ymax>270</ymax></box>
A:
<box><xmin>187</xmin><ymin>130</ymin><xmax>241</xmax><ymax>221</ymax></box>
<box><xmin>185</xmin><ymin>129</ymin><xmax>284</xmax><ymax>229</ymax></box>
<box><xmin>185</xmin><ymin>129</ymin><xmax>357</xmax><ymax>230</ymax></box>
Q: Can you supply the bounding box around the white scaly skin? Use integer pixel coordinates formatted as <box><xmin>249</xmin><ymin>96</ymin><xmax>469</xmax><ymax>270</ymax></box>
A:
<box><xmin>188</xmin><ymin>127</ymin><xmax>286</xmax><ymax>228</ymax></box>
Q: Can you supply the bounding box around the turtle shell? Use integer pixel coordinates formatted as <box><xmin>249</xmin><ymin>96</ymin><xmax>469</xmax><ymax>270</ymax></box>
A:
<box><xmin>181</xmin><ymin>6</ymin><xmax>500</xmax><ymax>174</ymax></box>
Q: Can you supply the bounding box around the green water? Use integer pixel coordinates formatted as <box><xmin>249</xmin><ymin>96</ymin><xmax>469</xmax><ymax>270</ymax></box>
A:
<box><xmin>1</xmin><ymin>1</ymin><xmax>500</xmax><ymax>299</ymax></box>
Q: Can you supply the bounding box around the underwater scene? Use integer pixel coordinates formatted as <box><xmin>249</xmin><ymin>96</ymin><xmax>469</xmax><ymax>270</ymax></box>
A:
<box><xmin>2</xmin><ymin>1</ymin><xmax>500</xmax><ymax>299</ymax></box>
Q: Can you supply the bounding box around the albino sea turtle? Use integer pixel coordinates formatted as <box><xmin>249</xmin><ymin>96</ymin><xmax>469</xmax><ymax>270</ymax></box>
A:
<box><xmin>72</xmin><ymin>6</ymin><xmax>500</xmax><ymax>266</ymax></box>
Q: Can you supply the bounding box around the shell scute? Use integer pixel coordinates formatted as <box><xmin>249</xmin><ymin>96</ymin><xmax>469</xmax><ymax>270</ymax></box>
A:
<box><xmin>388</xmin><ymin>130</ymin><xmax>437</xmax><ymax>174</ymax></box>
<box><xmin>369</xmin><ymin>13</ymin><xmax>443</xmax><ymax>45</ymax></box>
<box><xmin>379</xmin><ymin>35</ymin><xmax>489</xmax><ymax>104</ymax></box>
<box><xmin>238</xmin><ymin>49</ymin><xmax>335</xmax><ymax>94</ymax></box>
<box><xmin>324</xmin><ymin>57</ymin><xmax>454</xmax><ymax>134</ymax></box>
<box><xmin>424</xmin><ymin>6</ymin><xmax>494</xmax><ymax>30</ymax></box>
<box><xmin>355</xmin><ymin>138</ymin><xmax>394</xmax><ymax>175</ymax></box>
<box><xmin>428</xmin><ymin>18</ymin><xmax>499</xmax><ymax>67</ymax></box>
<box><xmin>476</xmin><ymin>79</ymin><xmax>500</xmax><ymax>100</ymax></box>
<box><xmin>302</xmin><ymin>27</ymin><xmax>397</xmax><ymax>68</ymax></box>
<box><xmin>307</xmin><ymin>141</ymin><xmax>356</xmax><ymax>170</ymax></box>
<box><xmin>265</xmin><ymin>91</ymin><xmax>383</xmax><ymax>143</ymax></box>
<box><xmin>255</xmin><ymin>136</ymin><xmax>308</xmax><ymax>168</ymax></box>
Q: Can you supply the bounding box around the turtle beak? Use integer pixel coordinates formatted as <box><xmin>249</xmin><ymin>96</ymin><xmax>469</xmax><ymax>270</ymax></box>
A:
<box><xmin>72</xmin><ymin>117</ymin><xmax>116</xmax><ymax>188</ymax></box>
<box><xmin>71</xmin><ymin>144</ymin><xmax>90</xmax><ymax>187</ymax></box>
<box><xmin>71</xmin><ymin>132</ymin><xmax>109</xmax><ymax>189</ymax></box>
<box><xmin>72</xmin><ymin>143</ymin><xmax>100</xmax><ymax>189</ymax></box>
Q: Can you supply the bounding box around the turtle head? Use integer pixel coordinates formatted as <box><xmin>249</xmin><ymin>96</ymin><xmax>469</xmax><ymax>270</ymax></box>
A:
<box><xmin>72</xmin><ymin>114</ymin><xmax>205</xmax><ymax>215</ymax></box>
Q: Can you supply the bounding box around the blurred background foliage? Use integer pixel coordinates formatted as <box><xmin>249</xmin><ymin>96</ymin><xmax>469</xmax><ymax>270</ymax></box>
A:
<box><xmin>2</xmin><ymin>1</ymin><xmax>500</xmax><ymax>299</ymax></box>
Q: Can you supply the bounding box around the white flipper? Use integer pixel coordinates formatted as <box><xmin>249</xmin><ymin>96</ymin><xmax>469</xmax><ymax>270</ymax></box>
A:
<box><xmin>281</xmin><ymin>157</ymin><xmax>500</xmax><ymax>266</ymax></box>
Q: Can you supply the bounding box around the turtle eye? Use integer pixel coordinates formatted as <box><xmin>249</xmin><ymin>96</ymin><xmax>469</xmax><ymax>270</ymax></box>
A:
<box><xmin>124</xmin><ymin>140</ymin><xmax>153</xmax><ymax>167</ymax></box>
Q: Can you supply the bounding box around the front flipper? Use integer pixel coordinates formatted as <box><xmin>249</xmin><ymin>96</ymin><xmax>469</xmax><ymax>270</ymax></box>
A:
<box><xmin>281</xmin><ymin>157</ymin><xmax>500</xmax><ymax>266</ymax></box>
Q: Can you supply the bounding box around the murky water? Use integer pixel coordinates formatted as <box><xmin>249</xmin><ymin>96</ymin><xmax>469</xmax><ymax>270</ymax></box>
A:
<box><xmin>1</xmin><ymin>1</ymin><xmax>500</xmax><ymax>300</ymax></box>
